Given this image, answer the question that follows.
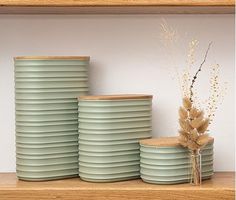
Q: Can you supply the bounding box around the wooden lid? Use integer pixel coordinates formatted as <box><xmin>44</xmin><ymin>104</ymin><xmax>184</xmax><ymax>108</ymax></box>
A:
<box><xmin>14</xmin><ymin>56</ymin><xmax>90</xmax><ymax>61</ymax></box>
<box><xmin>78</xmin><ymin>94</ymin><xmax>153</xmax><ymax>100</ymax></box>
<box><xmin>140</xmin><ymin>136</ymin><xmax>214</xmax><ymax>147</ymax></box>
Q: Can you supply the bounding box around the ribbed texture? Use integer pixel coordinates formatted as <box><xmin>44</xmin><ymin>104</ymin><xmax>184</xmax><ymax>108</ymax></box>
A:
<box><xmin>15</xmin><ymin>58</ymin><xmax>89</xmax><ymax>181</ymax></box>
<box><xmin>78</xmin><ymin>98</ymin><xmax>152</xmax><ymax>182</ymax></box>
<box><xmin>140</xmin><ymin>141</ymin><xmax>214</xmax><ymax>184</ymax></box>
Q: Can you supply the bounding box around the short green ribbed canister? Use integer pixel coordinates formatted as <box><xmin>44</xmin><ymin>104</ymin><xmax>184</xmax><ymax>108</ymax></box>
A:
<box><xmin>14</xmin><ymin>56</ymin><xmax>89</xmax><ymax>181</ymax></box>
<box><xmin>78</xmin><ymin>94</ymin><xmax>153</xmax><ymax>182</ymax></box>
<box><xmin>139</xmin><ymin>137</ymin><xmax>214</xmax><ymax>184</ymax></box>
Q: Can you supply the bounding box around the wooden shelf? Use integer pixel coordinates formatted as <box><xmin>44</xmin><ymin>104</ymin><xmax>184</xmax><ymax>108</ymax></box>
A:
<box><xmin>0</xmin><ymin>172</ymin><xmax>234</xmax><ymax>200</ymax></box>
<box><xmin>0</xmin><ymin>0</ymin><xmax>234</xmax><ymax>14</ymax></box>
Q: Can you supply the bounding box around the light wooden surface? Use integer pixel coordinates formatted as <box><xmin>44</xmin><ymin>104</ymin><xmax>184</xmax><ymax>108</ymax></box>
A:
<box><xmin>140</xmin><ymin>136</ymin><xmax>214</xmax><ymax>147</ymax></box>
<box><xmin>79</xmin><ymin>94</ymin><xmax>153</xmax><ymax>100</ymax></box>
<box><xmin>0</xmin><ymin>0</ymin><xmax>234</xmax><ymax>6</ymax></box>
<box><xmin>14</xmin><ymin>56</ymin><xmax>90</xmax><ymax>60</ymax></box>
<box><xmin>0</xmin><ymin>172</ymin><xmax>234</xmax><ymax>200</ymax></box>
<box><xmin>0</xmin><ymin>0</ymin><xmax>234</xmax><ymax>14</ymax></box>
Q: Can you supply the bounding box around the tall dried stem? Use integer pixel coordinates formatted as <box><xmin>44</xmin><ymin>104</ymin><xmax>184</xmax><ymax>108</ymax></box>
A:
<box><xmin>189</xmin><ymin>42</ymin><xmax>212</xmax><ymax>102</ymax></box>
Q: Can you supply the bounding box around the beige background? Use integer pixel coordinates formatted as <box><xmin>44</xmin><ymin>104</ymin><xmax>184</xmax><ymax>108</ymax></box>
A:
<box><xmin>0</xmin><ymin>14</ymin><xmax>234</xmax><ymax>171</ymax></box>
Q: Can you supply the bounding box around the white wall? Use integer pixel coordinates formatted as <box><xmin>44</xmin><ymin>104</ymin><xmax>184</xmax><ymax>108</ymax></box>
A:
<box><xmin>0</xmin><ymin>14</ymin><xmax>234</xmax><ymax>172</ymax></box>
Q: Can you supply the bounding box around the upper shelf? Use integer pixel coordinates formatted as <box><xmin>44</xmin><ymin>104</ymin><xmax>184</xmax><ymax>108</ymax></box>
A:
<box><xmin>0</xmin><ymin>0</ymin><xmax>234</xmax><ymax>14</ymax></box>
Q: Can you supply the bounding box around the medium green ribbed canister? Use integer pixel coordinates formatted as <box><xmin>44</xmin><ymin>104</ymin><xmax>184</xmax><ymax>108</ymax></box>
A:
<box><xmin>78</xmin><ymin>94</ymin><xmax>152</xmax><ymax>182</ymax></box>
<box><xmin>15</xmin><ymin>56</ymin><xmax>89</xmax><ymax>181</ymax></box>
<box><xmin>140</xmin><ymin>137</ymin><xmax>214</xmax><ymax>184</ymax></box>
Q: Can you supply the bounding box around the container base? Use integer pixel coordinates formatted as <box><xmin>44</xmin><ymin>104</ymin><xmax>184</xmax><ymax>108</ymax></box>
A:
<box><xmin>17</xmin><ymin>174</ymin><xmax>78</xmax><ymax>182</ymax></box>
<box><xmin>141</xmin><ymin>175</ymin><xmax>212</xmax><ymax>185</ymax></box>
<box><xmin>80</xmin><ymin>175</ymin><xmax>140</xmax><ymax>183</ymax></box>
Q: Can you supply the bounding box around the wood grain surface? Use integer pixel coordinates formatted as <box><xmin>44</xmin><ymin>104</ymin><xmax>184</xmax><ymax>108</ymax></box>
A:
<box><xmin>79</xmin><ymin>94</ymin><xmax>153</xmax><ymax>100</ymax></box>
<box><xmin>0</xmin><ymin>0</ymin><xmax>234</xmax><ymax>7</ymax></box>
<box><xmin>0</xmin><ymin>0</ymin><xmax>234</xmax><ymax>14</ymax></box>
<box><xmin>140</xmin><ymin>136</ymin><xmax>214</xmax><ymax>147</ymax></box>
<box><xmin>0</xmin><ymin>172</ymin><xmax>234</xmax><ymax>200</ymax></box>
<box><xmin>14</xmin><ymin>56</ymin><xmax>90</xmax><ymax>60</ymax></box>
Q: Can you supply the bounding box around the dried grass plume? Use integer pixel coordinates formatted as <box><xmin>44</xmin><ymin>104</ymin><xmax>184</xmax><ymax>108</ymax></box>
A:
<box><xmin>178</xmin><ymin>97</ymin><xmax>210</xmax><ymax>150</ymax></box>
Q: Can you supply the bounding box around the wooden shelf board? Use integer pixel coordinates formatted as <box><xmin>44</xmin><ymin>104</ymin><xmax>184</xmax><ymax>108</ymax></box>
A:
<box><xmin>0</xmin><ymin>172</ymin><xmax>235</xmax><ymax>200</ymax></box>
<box><xmin>0</xmin><ymin>0</ymin><xmax>234</xmax><ymax>7</ymax></box>
<box><xmin>0</xmin><ymin>0</ymin><xmax>234</xmax><ymax>14</ymax></box>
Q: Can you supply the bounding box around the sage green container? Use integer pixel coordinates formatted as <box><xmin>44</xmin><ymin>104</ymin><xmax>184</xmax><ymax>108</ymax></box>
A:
<box><xmin>14</xmin><ymin>56</ymin><xmax>89</xmax><ymax>181</ymax></box>
<box><xmin>78</xmin><ymin>94</ymin><xmax>152</xmax><ymax>182</ymax></box>
<box><xmin>140</xmin><ymin>137</ymin><xmax>214</xmax><ymax>184</ymax></box>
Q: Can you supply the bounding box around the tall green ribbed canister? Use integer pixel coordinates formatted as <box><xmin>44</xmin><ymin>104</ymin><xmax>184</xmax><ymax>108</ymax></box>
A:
<box><xmin>78</xmin><ymin>94</ymin><xmax>152</xmax><ymax>182</ymax></box>
<box><xmin>15</xmin><ymin>56</ymin><xmax>89</xmax><ymax>181</ymax></box>
<box><xmin>140</xmin><ymin>137</ymin><xmax>214</xmax><ymax>184</ymax></box>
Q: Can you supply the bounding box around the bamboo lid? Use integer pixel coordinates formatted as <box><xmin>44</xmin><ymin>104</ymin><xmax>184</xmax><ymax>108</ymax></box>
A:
<box><xmin>14</xmin><ymin>56</ymin><xmax>90</xmax><ymax>61</ymax></box>
<box><xmin>140</xmin><ymin>136</ymin><xmax>214</xmax><ymax>147</ymax></box>
<box><xmin>78</xmin><ymin>94</ymin><xmax>153</xmax><ymax>100</ymax></box>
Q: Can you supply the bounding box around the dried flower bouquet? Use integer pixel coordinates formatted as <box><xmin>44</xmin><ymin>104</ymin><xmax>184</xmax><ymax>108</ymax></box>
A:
<box><xmin>177</xmin><ymin>42</ymin><xmax>227</xmax><ymax>185</ymax></box>
<box><xmin>160</xmin><ymin>21</ymin><xmax>227</xmax><ymax>185</ymax></box>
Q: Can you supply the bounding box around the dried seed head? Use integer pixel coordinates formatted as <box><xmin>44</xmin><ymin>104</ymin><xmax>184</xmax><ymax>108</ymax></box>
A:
<box><xmin>197</xmin><ymin>134</ymin><xmax>209</xmax><ymax>147</ymax></box>
<box><xmin>179</xmin><ymin>119</ymin><xmax>193</xmax><ymax>133</ymax></box>
<box><xmin>179</xmin><ymin>106</ymin><xmax>188</xmax><ymax>120</ymax></box>
<box><xmin>178</xmin><ymin>130</ymin><xmax>189</xmax><ymax>146</ymax></box>
<box><xmin>190</xmin><ymin>115</ymin><xmax>204</xmax><ymax>129</ymax></box>
<box><xmin>197</xmin><ymin>119</ymin><xmax>210</xmax><ymax>133</ymax></box>
<box><xmin>189</xmin><ymin>107</ymin><xmax>203</xmax><ymax>119</ymax></box>
<box><xmin>178</xmin><ymin>129</ymin><xmax>189</xmax><ymax>137</ymax></box>
<box><xmin>187</xmin><ymin>140</ymin><xmax>200</xmax><ymax>150</ymax></box>
<box><xmin>183</xmin><ymin>97</ymin><xmax>192</xmax><ymax>110</ymax></box>
<box><xmin>189</xmin><ymin>129</ymin><xmax>199</xmax><ymax>141</ymax></box>
<box><xmin>189</xmin><ymin>107</ymin><xmax>199</xmax><ymax>119</ymax></box>
<box><xmin>196</xmin><ymin>110</ymin><xmax>204</xmax><ymax>119</ymax></box>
